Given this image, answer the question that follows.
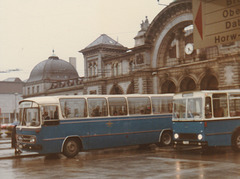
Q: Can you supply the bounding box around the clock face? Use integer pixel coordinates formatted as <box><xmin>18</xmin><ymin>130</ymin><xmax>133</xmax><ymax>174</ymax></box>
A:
<box><xmin>185</xmin><ymin>43</ymin><xmax>194</xmax><ymax>55</ymax></box>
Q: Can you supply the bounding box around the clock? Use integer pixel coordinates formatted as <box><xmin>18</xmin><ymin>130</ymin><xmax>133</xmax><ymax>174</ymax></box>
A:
<box><xmin>185</xmin><ymin>43</ymin><xmax>194</xmax><ymax>55</ymax></box>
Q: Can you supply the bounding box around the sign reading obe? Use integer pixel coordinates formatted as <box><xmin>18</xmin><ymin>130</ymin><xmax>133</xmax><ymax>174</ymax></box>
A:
<box><xmin>193</xmin><ymin>0</ymin><xmax>240</xmax><ymax>49</ymax></box>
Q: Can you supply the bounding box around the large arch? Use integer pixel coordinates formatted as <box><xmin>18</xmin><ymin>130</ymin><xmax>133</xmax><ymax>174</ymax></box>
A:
<box><xmin>180</xmin><ymin>77</ymin><xmax>196</xmax><ymax>92</ymax></box>
<box><xmin>200</xmin><ymin>74</ymin><xmax>218</xmax><ymax>90</ymax></box>
<box><xmin>161</xmin><ymin>80</ymin><xmax>177</xmax><ymax>93</ymax></box>
<box><xmin>145</xmin><ymin>1</ymin><xmax>192</xmax><ymax>68</ymax></box>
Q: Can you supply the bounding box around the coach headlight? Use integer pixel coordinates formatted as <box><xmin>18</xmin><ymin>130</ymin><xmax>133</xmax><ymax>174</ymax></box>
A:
<box><xmin>198</xmin><ymin>134</ymin><xmax>203</xmax><ymax>140</ymax></box>
<box><xmin>29</xmin><ymin>136</ymin><xmax>37</xmax><ymax>143</ymax></box>
<box><xmin>174</xmin><ymin>133</ymin><xmax>179</xmax><ymax>139</ymax></box>
<box><xmin>17</xmin><ymin>135</ymin><xmax>23</xmax><ymax>142</ymax></box>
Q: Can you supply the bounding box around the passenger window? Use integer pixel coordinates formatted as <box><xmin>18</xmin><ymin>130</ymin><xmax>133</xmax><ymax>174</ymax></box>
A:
<box><xmin>108</xmin><ymin>97</ymin><xmax>127</xmax><ymax>116</ymax></box>
<box><xmin>88</xmin><ymin>98</ymin><xmax>108</xmax><ymax>117</ymax></box>
<box><xmin>229</xmin><ymin>94</ymin><xmax>240</xmax><ymax>117</ymax></box>
<box><xmin>213</xmin><ymin>93</ymin><xmax>228</xmax><ymax>118</ymax></box>
<box><xmin>128</xmin><ymin>97</ymin><xmax>151</xmax><ymax>115</ymax></box>
<box><xmin>205</xmin><ymin>97</ymin><xmax>212</xmax><ymax>118</ymax></box>
<box><xmin>60</xmin><ymin>98</ymin><xmax>87</xmax><ymax>118</ymax></box>
<box><xmin>152</xmin><ymin>97</ymin><xmax>172</xmax><ymax>114</ymax></box>
<box><xmin>41</xmin><ymin>106</ymin><xmax>59</xmax><ymax>120</ymax></box>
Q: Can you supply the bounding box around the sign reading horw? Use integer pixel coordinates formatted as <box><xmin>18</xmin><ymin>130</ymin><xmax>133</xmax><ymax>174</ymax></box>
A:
<box><xmin>193</xmin><ymin>0</ymin><xmax>240</xmax><ymax>49</ymax></box>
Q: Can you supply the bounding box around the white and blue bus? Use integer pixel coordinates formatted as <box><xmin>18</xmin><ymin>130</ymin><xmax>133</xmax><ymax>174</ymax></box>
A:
<box><xmin>16</xmin><ymin>94</ymin><xmax>173</xmax><ymax>158</ymax></box>
<box><xmin>172</xmin><ymin>90</ymin><xmax>240</xmax><ymax>152</ymax></box>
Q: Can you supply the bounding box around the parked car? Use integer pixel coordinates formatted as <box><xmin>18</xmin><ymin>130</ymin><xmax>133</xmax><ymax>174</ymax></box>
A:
<box><xmin>1</xmin><ymin>122</ymin><xmax>18</xmax><ymax>136</ymax></box>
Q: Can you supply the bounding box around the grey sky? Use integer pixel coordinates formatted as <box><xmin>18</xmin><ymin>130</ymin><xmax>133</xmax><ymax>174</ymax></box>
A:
<box><xmin>0</xmin><ymin>0</ymin><xmax>172</xmax><ymax>81</ymax></box>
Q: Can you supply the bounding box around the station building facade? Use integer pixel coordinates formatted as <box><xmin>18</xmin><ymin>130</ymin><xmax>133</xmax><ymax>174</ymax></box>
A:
<box><xmin>23</xmin><ymin>0</ymin><xmax>240</xmax><ymax>98</ymax></box>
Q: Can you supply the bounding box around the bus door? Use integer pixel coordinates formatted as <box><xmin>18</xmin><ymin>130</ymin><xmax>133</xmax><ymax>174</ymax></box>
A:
<box><xmin>108</xmin><ymin>97</ymin><xmax>129</xmax><ymax>147</ymax></box>
<box><xmin>127</xmin><ymin>97</ymin><xmax>154</xmax><ymax>145</ymax></box>
<box><xmin>59</xmin><ymin>98</ymin><xmax>89</xmax><ymax>149</ymax></box>
<box><xmin>205</xmin><ymin>93</ymin><xmax>230</xmax><ymax>146</ymax></box>
<box><xmin>40</xmin><ymin>105</ymin><xmax>61</xmax><ymax>153</ymax></box>
<box><xmin>151</xmin><ymin>96</ymin><xmax>173</xmax><ymax>129</ymax></box>
<box><xmin>87</xmin><ymin>97</ymin><xmax>112</xmax><ymax>149</ymax></box>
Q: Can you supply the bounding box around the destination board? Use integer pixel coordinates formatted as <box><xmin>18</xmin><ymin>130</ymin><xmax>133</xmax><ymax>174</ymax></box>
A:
<box><xmin>193</xmin><ymin>0</ymin><xmax>240</xmax><ymax>49</ymax></box>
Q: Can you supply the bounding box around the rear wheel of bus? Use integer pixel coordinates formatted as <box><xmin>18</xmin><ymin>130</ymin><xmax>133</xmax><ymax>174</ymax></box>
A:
<box><xmin>232</xmin><ymin>131</ymin><xmax>240</xmax><ymax>152</ymax></box>
<box><xmin>63</xmin><ymin>138</ymin><xmax>80</xmax><ymax>158</ymax></box>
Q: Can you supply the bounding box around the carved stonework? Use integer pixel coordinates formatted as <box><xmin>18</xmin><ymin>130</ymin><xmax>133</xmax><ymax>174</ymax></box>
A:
<box><xmin>136</xmin><ymin>54</ymin><xmax>144</xmax><ymax>64</ymax></box>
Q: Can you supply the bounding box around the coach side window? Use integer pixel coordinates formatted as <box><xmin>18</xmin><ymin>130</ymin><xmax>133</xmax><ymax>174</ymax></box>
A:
<box><xmin>229</xmin><ymin>94</ymin><xmax>240</xmax><ymax>117</ymax></box>
<box><xmin>152</xmin><ymin>97</ymin><xmax>172</xmax><ymax>114</ymax></box>
<box><xmin>88</xmin><ymin>98</ymin><xmax>108</xmax><ymax>117</ymax></box>
<box><xmin>128</xmin><ymin>97</ymin><xmax>151</xmax><ymax>115</ymax></box>
<box><xmin>60</xmin><ymin>98</ymin><xmax>87</xmax><ymax>118</ymax></box>
<box><xmin>41</xmin><ymin>106</ymin><xmax>59</xmax><ymax>120</ymax></box>
<box><xmin>213</xmin><ymin>93</ymin><xmax>228</xmax><ymax>118</ymax></box>
<box><xmin>109</xmin><ymin>97</ymin><xmax>127</xmax><ymax>116</ymax></box>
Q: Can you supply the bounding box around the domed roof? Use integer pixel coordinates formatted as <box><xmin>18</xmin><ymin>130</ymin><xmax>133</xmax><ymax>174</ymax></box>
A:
<box><xmin>27</xmin><ymin>55</ymin><xmax>79</xmax><ymax>83</ymax></box>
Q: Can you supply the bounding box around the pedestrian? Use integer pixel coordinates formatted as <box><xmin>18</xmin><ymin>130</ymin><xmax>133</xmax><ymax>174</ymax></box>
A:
<box><xmin>11</xmin><ymin>124</ymin><xmax>21</xmax><ymax>155</ymax></box>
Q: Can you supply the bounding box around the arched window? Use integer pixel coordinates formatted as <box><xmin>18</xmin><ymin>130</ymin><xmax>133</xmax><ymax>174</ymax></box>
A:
<box><xmin>161</xmin><ymin>80</ymin><xmax>176</xmax><ymax>93</ymax></box>
<box><xmin>180</xmin><ymin>77</ymin><xmax>196</xmax><ymax>92</ymax></box>
<box><xmin>129</xmin><ymin>61</ymin><xmax>134</xmax><ymax>72</ymax></box>
<box><xmin>200</xmin><ymin>75</ymin><xmax>218</xmax><ymax>90</ymax></box>
<box><xmin>111</xmin><ymin>64</ymin><xmax>115</xmax><ymax>76</ymax></box>
<box><xmin>93</xmin><ymin>62</ymin><xmax>97</xmax><ymax>76</ymax></box>
<box><xmin>115</xmin><ymin>63</ymin><xmax>118</xmax><ymax>76</ymax></box>
<box><xmin>88</xmin><ymin>63</ymin><xmax>92</xmax><ymax>77</ymax></box>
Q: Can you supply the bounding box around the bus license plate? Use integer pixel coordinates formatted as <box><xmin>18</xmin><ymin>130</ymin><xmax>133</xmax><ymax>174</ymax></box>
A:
<box><xmin>183</xmin><ymin>141</ymin><xmax>189</xmax><ymax>145</ymax></box>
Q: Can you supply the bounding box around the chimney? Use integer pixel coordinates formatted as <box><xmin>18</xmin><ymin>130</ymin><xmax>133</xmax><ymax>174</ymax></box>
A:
<box><xmin>69</xmin><ymin>57</ymin><xmax>77</xmax><ymax>69</ymax></box>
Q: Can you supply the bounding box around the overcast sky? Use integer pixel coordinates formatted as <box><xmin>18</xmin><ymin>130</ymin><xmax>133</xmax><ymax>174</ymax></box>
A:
<box><xmin>0</xmin><ymin>0</ymin><xmax>172</xmax><ymax>81</ymax></box>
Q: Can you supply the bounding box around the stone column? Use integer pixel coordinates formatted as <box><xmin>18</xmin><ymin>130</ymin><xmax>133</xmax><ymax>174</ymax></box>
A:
<box><xmin>175</xmin><ymin>28</ymin><xmax>184</xmax><ymax>63</ymax></box>
<box><xmin>152</xmin><ymin>72</ymin><xmax>158</xmax><ymax>94</ymax></box>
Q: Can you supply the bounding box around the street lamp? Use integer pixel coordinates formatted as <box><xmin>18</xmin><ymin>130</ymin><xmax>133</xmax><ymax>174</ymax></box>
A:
<box><xmin>157</xmin><ymin>0</ymin><xmax>168</xmax><ymax>6</ymax></box>
<box><xmin>14</xmin><ymin>93</ymin><xmax>18</xmax><ymax>122</ymax></box>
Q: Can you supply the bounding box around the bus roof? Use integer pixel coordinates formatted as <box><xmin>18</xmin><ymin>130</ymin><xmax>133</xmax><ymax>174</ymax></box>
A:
<box><xmin>20</xmin><ymin>96</ymin><xmax>60</xmax><ymax>105</ymax></box>
<box><xmin>20</xmin><ymin>94</ymin><xmax>174</xmax><ymax>105</ymax></box>
<box><xmin>173</xmin><ymin>89</ymin><xmax>240</xmax><ymax>99</ymax></box>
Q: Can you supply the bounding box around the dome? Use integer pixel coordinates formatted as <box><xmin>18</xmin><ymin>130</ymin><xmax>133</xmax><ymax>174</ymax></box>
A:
<box><xmin>27</xmin><ymin>55</ymin><xmax>79</xmax><ymax>83</ymax></box>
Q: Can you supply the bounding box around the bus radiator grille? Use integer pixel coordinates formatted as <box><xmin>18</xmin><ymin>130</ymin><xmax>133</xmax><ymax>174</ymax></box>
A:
<box><xmin>179</xmin><ymin>133</ymin><xmax>198</xmax><ymax>140</ymax></box>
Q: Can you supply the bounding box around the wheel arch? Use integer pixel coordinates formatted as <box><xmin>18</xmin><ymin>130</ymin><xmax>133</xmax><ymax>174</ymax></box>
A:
<box><xmin>231</xmin><ymin>126</ymin><xmax>240</xmax><ymax>143</ymax></box>
<box><xmin>158</xmin><ymin>128</ymin><xmax>173</xmax><ymax>143</ymax></box>
<box><xmin>61</xmin><ymin>135</ymin><xmax>83</xmax><ymax>153</ymax></box>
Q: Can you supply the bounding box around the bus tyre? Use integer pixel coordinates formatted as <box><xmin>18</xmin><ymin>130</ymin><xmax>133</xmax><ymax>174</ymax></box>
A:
<box><xmin>157</xmin><ymin>131</ymin><xmax>172</xmax><ymax>147</ymax></box>
<box><xmin>232</xmin><ymin>131</ymin><xmax>240</xmax><ymax>152</ymax></box>
<box><xmin>63</xmin><ymin>138</ymin><xmax>80</xmax><ymax>158</ymax></box>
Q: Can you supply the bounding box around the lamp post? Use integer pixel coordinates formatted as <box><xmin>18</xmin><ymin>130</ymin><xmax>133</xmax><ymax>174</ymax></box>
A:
<box><xmin>14</xmin><ymin>93</ymin><xmax>18</xmax><ymax>122</ymax></box>
<box><xmin>157</xmin><ymin>0</ymin><xmax>168</xmax><ymax>6</ymax></box>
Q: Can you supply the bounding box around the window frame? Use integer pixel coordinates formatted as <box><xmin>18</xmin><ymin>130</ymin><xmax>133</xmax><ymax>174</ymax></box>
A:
<box><xmin>127</xmin><ymin>97</ymin><xmax>151</xmax><ymax>116</ymax></box>
<box><xmin>59</xmin><ymin>98</ymin><xmax>87</xmax><ymax>119</ymax></box>
<box><xmin>108</xmin><ymin>97</ymin><xmax>127</xmax><ymax>116</ymax></box>
<box><xmin>88</xmin><ymin>97</ymin><xmax>108</xmax><ymax>117</ymax></box>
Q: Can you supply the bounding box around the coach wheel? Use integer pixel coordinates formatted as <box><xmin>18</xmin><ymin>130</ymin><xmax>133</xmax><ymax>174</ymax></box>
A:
<box><xmin>63</xmin><ymin>138</ymin><xmax>80</xmax><ymax>158</ymax></box>
<box><xmin>157</xmin><ymin>131</ymin><xmax>172</xmax><ymax>147</ymax></box>
<box><xmin>232</xmin><ymin>131</ymin><xmax>240</xmax><ymax>152</ymax></box>
<box><xmin>161</xmin><ymin>131</ymin><xmax>172</xmax><ymax>146</ymax></box>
